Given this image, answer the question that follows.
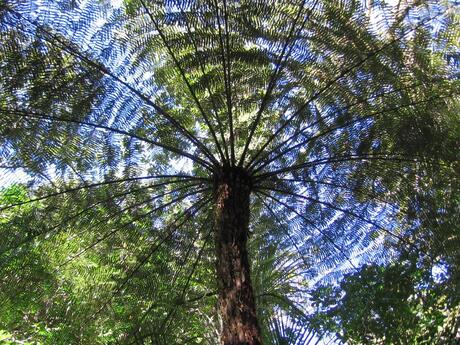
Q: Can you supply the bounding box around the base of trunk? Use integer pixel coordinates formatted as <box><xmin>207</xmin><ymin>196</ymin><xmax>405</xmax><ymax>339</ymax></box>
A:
<box><xmin>214</xmin><ymin>166</ymin><xmax>262</xmax><ymax>345</ymax></box>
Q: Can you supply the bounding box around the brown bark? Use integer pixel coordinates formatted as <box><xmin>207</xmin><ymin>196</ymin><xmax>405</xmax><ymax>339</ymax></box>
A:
<box><xmin>214</xmin><ymin>166</ymin><xmax>262</xmax><ymax>345</ymax></box>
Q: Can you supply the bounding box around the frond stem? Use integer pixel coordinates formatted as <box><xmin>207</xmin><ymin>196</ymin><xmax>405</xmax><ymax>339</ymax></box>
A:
<box><xmin>213</xmin><ymin>0</ymin><xmax>235</xmax><ymax>165</ymax></box>
<box><xmin>93</xmin><ymin>194</ymin><xmax>211</xmax><ymax>322</ymax></box>
<box><xmin>238</xmin><ymin>0</ymin><xmax>318</xmax><ymax>166</ymax></box>
<box><xmin>251</xmin><ymin>94</ymin><xmax>451</xmax><ymax>174</ymax></box>
<box><xmin>1</xmin><ymin>107</ymin><xmax>214</xmax><ymax>171</ymax></box>
<box><xmin>56</xmin><ymin>185</ymin><xmax>209</xmax><ymax>268</ymax></box>
<box><xmin>254</xmin><ymin>154</ymin><xmax>428</xmax><ymax>182</ymax></box>
<box><xmin>246</xmin><ymin>11</ymin><xmax>445</xmax><ymax>169</ymax></box>
<box><xmin>0</xmin><ymin>181</ymin><xmax>206</xmax><ymax>258</ymax></box>
<box><xmin>5</xmin><ymin>6</ymin><xmax>216</xmax><ymax>166</ymax></box>
<box><xmin>0</xmin><ymin>167</ymin><xmax>208</xmax><ymax>212</ymax></box>
<box><xmin>247</xmin><ymin>79</ymin><xmax>447</xmax><ymax>170</ymax></box>
<box><xmin>256</xmin><ymin>189</ymin><xmax>357</xmax><ymax>270</ymax></box>
<box><xmin>258</xmin><ymin>185</ymin><xmax>404</xmax><ymax>242</ymax></box>
<box><xmin>256</xmin><ymin>194</ymin><xmax>310</xmax><ymax>268</ymax></box>
<box><xmin>181</xmin><ymin>7</ymin><xmax>230</xmax><ymax>163</ymax></box>
<box><xmin>139</xmin><ymin>0</ymin><xmax>224</xmax><ymax>165</ymax></box>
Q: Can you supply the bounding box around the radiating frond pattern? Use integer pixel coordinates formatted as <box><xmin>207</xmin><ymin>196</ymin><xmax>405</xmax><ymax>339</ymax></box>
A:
<box><xmin>0</xmin><ymin>0</ymin><xmax>458</xmax><ymax>343</ymax></box>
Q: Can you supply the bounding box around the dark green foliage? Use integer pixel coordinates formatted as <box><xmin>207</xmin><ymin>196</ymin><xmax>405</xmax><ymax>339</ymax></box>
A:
<box><xmin>310</xmin><ymin>252</ymin><xmax>459</xmax><ymax>344</ymax></box>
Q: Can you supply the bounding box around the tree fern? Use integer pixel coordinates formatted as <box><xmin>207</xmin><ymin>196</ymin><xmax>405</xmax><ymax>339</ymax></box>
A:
<box><xmin>0</xmin><ymin>0</ymin><xmax>458</xmax><ymax>344</ymax></box>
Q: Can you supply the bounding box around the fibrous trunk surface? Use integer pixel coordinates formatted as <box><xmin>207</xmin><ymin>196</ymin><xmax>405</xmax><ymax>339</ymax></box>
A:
<box><xmin>214</xmin><ymin>166</ymin><xmax>262</xmax><ymax>345</ymax></box>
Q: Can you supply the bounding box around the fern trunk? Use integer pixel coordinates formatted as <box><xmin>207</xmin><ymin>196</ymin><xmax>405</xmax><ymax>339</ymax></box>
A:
<box><xmin>214</xmin><ymin>166</ymin><xmax>262</xmax><ymax>345</ymax></box>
